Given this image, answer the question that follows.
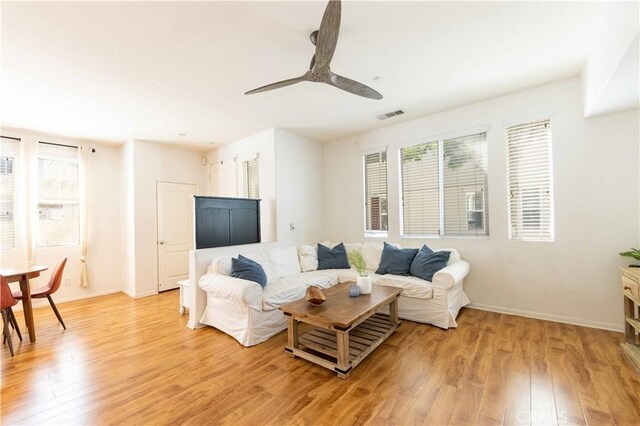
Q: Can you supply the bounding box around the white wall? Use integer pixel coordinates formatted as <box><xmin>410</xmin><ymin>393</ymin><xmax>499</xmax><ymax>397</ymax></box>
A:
<box><xmin>274</xmin><ymin>129</ymin><xmax>324</xmax><ymax>245</ymax></box>
<box><xmin>205</xmin><ymin>128</ymin><xmax>324</xmax><ymax>246</ymax></box>
<box><xmin>1</xmin><ymin>129</ymin><xmax>123</xmax><ymax>305</ymax></box>
<box><xmin>121</xmin><ymin>139</ymin><xmax>207</xmax><ymax>297</ymax></box>
<box><xmin>583</xmin><ymin>1</ymin><xmax>639</xmax><ymax>117</ymax></box>
<box><xmin>322</xmin><ymin>78</ymin><xmax>639</xmax><ymax>331</ymax></box>
<box><xmin>206</xmin><ymin>129</ymin><xmax>277</xmax><ymax>243</ymax></box>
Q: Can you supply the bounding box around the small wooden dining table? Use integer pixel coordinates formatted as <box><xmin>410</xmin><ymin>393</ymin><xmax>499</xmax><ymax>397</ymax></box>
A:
<box><xmin>0</xmin><ymin>265</ymin><xmax>48</xmax><ymax>342</ymax></box>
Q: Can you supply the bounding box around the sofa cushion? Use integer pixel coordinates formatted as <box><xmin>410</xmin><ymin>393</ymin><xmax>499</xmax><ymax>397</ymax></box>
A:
<box><xmin>360</xmin><ymin>242</ymin><xmax>400</xmax><ymax>272</ymax></box>
<box><xmin>297</xmin><ymin>241</ymin><xmax>331</xmax><ymax>272</ymax></box>
<box><xmin>375</xmin><ymin>242</ymin><xmax>419</xmax><ymax>276</ymax></box>
<box><xmin>374</xmin><ymin>274</ymin><xmax>434</xmax><ymax>299</ymax></box>
<box><xmin>442</xmin><ymin>248</ymin><xmax>460</xmax><ymax>265</ymax></box>
<box><xmin>211</xmin><ymin>256</ymin><xmax>233</xmax><ymax>276</ymax></box>
<box><xmin>317</xmin><ymin>243</ymin><xmax>350</xmax><ymax>270</ymax></box>
<box><xmin>410</xmin><ymin>245</ymin><xmax>451</xmax><ymax>281</ymax></box>
<box><xmin>343</xmin><ymin>243</ymin><xmax>362</xmax><ymax>267</ymax></box>
<box><xmin>243</xmin><ymin>252</ymin><xmax>273</xmax><ymax>281</ymax></box>
<box><xmin>261</xmin><ymin>279</ymin><xmax>306</xmax><ymax>311</ymax></box>
<box><xmin>231</xmin><ymin>255</ymin><xmax>268</xmax><ymax>287</ymax></box>
<box><xmin>279</xmin><ymin>270</ymin><xmax>339</xmax><ymax>289</ymax></box>
<box><xmin>199</xmin><ymin>274</ymin><xmax>263</xmax><ymax>310</ymax></box>
<box><xmin>268</xmin><ymin>246</ymin><xmax>301</xmax><ymax>278</ymax></box>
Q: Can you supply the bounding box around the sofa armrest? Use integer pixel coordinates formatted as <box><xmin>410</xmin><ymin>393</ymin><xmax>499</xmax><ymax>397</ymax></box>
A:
<box><xmin>432</xmin><ymin>260</ymin><xmax>470</xmax><ymax>291</ymax></box>
<box><xmin>199</xmin><ymin>274</ymin><xmax>263</xmax><ymax>310</ymax></box>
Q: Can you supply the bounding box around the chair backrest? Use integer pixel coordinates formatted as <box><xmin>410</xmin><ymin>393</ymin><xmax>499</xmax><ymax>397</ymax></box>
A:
<box><xmin>0</xmin><ymin>276</ymin><xmax>17</xmax><ymax>310</ymax></box>
<box><xmin>46</xmin><ymin>258</ymin><xmax>68</xmax><ymax>294</ymax></box>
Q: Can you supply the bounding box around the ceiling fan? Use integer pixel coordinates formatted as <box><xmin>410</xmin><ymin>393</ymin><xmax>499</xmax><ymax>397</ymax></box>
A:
<box><xmin>244</xmin><ymin>0</ymin><xmax>383</xmax><ymax>100</ymax></box>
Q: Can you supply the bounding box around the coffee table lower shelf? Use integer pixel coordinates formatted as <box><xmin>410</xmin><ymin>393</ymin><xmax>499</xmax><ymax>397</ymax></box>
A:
<box><xmin>285</xmin><ymin>313</ymin><xmax>400</xmax><ymax>379</ymax></box>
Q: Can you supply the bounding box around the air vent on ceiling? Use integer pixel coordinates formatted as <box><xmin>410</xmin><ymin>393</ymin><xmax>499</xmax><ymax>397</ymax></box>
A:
<box><xmin>376</xmin><ymin>109</ymin><xmax>406</xmax><ymax>120</ymax></box>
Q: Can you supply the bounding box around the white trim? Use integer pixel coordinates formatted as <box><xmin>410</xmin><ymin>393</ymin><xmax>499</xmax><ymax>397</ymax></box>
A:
<box><xmin>503</xmin><ymin>111</ymin><xmax>553</xmax><ymax>129</ymax></box>
<box><xmin>361</xmin><ymin>145</ymin><xmax>387</xmax><ymax>156</ymax></box>
<box><xmin>468</xmin><ymin>302</ymin><xmax>623</xmax><ymax>332</ymax></box>
<box><xmin>364</xmin><ymin>231</ymin><xmax>388</xmax><ymax>239</ymax></box>
<box><xmin>437</xmin><ymin>140</ymin><xmax>444</xmax><ymax>235</ymax></box>
<box><xmin>121</xmin><ymin>289</ymin><xmax>159</xmax><ymax>299</ymax></box>
<box><xmin>395</xmin><ymin>125</ymin><xmax>489</xmax><ymax>149</ymax></box>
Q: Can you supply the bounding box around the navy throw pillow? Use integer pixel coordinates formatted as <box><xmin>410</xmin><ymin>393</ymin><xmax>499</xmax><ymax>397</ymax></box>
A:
<box><xmin>230</xmin><ymin>255</ymin><xmax>268</xmax><ymax>287</ymax></box>
<box><xmin>317</xmin><ymin>243</ymin><xmax>350</xmax><ymax>270</ymax></box>
<box><xmin>409</xmin><ymin>245</ymin><xmax>450</xmax><ymax>281</ymax></box>
<box><xmin>375</xmin><ymin>242</ymin><xmax>419</xmax><ymax>276</ymax></box>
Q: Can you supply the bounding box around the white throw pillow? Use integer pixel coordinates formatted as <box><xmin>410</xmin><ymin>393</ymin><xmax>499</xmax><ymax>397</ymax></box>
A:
<box><xmin>434</xmin><ymin>248</ymin><xmax>460</xmax><ymax>265</ymax></box>
<box><xmin>298</xmin><ymin>245</ymin><xmax>318</xmax><ymax>272</ymax></box>
<box><xmin>360</xmin><ymin>242</ymin><xmax>400</xmax><ymax>271</ymax></box>
<box><xmin>343</xmin><ymin>243</ymin><xmax>362</xmax><ymax>267</ymax></box>
<box><xmin>268</xmin><ymin>246</ymin><xmax>302</xmax><ymax>278</ymax></box>
<box><xmin>297</xmin><ymin>240</ymin><xmax>330</xmax><ymax>272</ymax></box>
<box><xmin>211</xmin><ymin>256</ymin><xmax>233</xmax><ymax>276</ymax></box>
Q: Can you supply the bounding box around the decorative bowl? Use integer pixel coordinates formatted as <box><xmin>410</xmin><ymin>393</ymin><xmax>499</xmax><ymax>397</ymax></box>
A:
<box><xmin>305</xmin><ymin>286</ymin><xmax>327</xmax><ymax>306</ymax></box>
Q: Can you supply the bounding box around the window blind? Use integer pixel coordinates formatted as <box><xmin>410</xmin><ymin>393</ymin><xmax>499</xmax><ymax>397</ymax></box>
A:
<box><xmin>0</xmin><ymin>137</ymin><xmax>18</xmax><ymax>249</ymax></box>
<box><xmin>37</xmin><ymin>142</ymin><xmax>80</xmax><ymax>246</ymax></box>
<box><xmin>244</xmin><ymin>158</ymin><xmax>259</xmax><ymax>199</ymax></box>
<box><xmin>506</xmin><ymin>119</ymin><xmax>554</xmax><ymax>241</ymax></box>
<box><xmin>443</xmin><ymin>132</ymin><xmax>489</xmax><ymax>236</ymax></box>
<box><xmin>400</xmin><ymin>141</ymin><xmax>440</xmax><ymax>235</ymax></box>
<box><xmin>363</xmin><ymin>150</ymin><xmax>388</xmax><ymax>234</ymax></box>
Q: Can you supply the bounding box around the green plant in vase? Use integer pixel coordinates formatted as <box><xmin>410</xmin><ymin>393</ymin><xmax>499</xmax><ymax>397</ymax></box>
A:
<box><xmin>619</xmin><ymin>248</ymin><xmax>640</xmax><ymax>268</ymax></box>
<box><xmin>348</xmin><ymin>250</ymin><xmax>368</xmax><ymax>277</ymax></box>
<box><xmin>348</xmin><ymin>249</ymin><xmax>372</xmax><ymax>294</ymax></box>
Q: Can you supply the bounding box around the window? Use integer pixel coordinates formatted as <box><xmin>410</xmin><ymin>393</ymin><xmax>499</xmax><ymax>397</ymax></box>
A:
<box><xmin>506</xmin><ymin>118</ymin><xmax>554</xmax><ymax>241</ymax></box>
<box><xmin>363</xmin><ymin>150</ymin><xmax>388</xmax><ymax>236</ymax></box>
<box><xmin>400</xmin><ymin>131</ymin><xmax>488</xmax><ymax>237</ymax></box>
<box><xmin>37</xmin><ymin>142</ymin><xmax>80</xmax><ymax>246</ymax></box>
<box><xmin>242</xmin><ymin>156</ymin><xmax>259</xmax><ymax>199</ymax></box>
<box><xmin>0</xmin><ymin>137</ymin><xmax>18</xmax><ymax>249</ymax></box>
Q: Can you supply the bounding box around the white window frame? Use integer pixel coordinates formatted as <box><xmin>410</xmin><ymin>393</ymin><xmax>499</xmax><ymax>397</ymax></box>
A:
<box><xmin>398</xmin><ymin>126</ymin><xmax>490</xmax><ymax>239</ymax></box>
<box><xmin>362</xmin><ymin>146</ymin><xmax>388</xmax><ymax>238</ymax></box>
<box><xmin>505</xmin><ymin>114</ymin><xmax>555</xmax><ymax>242</ymax></box>
<box><xmin>36</xmin><ymin>142</ymin><xmax>81</xmax><ymax>247</ymax></box>
<box><xmin>237</xmin><ymin>153</ymin><xmax>259</xmax><ymax>199</ymax></box>
<box><xmin>0</xmin><ymin>136</ymin><xmax>19</xmax><ymax>250</ymax></box>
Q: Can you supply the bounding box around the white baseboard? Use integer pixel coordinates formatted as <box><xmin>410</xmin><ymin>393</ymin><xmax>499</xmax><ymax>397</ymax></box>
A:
<box><xmin>468</xmin><ymin>302</ymin><xmax>624</xmax><ymax>333</ymax></box>
<box><xmin>11</xmin><ymin>289</ymin><xmax>122</xmax><ymax>311</ymax></box>
<box><xmin>121</xmin><ymin>289</ymin><xmax>158</xmax><ymax>299</ymax></box>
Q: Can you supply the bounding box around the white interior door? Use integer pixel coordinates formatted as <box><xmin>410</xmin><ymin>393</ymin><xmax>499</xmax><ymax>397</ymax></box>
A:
<box><xmin>157</xmin><ymin>181</ymin><xmax>196</xmax><ymax>292</ymax></box>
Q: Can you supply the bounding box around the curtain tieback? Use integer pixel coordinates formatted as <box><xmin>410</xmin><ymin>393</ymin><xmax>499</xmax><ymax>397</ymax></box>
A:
<box><xmin>80</xmin><ymin>256</ymin><xmax>87</xmax><ymax>263</ymax></box>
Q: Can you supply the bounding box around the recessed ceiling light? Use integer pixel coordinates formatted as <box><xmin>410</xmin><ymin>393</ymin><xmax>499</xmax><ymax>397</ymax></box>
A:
<box><xmin>373</xmin><ymin>76</ymin><xmax>383</xmax><ymax>82</ymax></box>
<box><xmin>178</xmin><ymin>132</ymin><xmax>189</xmax><ymax>137</ymax></box>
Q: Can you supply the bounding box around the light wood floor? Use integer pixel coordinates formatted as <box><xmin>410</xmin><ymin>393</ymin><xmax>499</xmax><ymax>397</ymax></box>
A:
<box><xmin>1</xmin><ymin>291</ymin><xmax>638</xmax><ymax>425</ymax></box>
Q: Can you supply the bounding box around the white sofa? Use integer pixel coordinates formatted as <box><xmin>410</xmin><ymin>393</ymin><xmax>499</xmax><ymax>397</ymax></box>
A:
<box><xmin>198</xmin><ymin>242</ymin><xmax>470</xmax><ymax>346</ymax></box>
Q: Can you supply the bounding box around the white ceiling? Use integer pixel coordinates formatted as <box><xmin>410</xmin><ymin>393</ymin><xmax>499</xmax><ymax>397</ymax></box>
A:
<box><xmin>1</xmin><ymin>1</ymin><xmax>609</xmax><ymax>146</ymax></box>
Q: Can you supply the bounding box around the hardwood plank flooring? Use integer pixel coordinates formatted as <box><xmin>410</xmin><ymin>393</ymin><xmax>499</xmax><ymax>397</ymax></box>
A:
<box><xmin>1</xmin><ymin>291</ymin><xmax>638</xmax><ymax>425</ymax></box>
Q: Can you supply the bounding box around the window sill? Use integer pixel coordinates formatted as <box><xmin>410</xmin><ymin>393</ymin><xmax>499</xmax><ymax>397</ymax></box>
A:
<box><xmin>364</xmin><ymin>233</ymin><xmax>388</xmax><ymax>239</ymax></box>
<box><xmin>400</xmin><ymin>235</ymin><xmax>490</xmax><ymax>240</ymax></box>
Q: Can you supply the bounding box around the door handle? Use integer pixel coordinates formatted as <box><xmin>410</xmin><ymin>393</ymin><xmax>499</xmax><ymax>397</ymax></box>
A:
<box><xmin>158</xmin><ymin>241</ymin><xmax>168</xmax><ymax>245</ymax></box>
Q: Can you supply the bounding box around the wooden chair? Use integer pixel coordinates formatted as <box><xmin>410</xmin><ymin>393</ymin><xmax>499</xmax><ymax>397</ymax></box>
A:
<box><xmin>13</xmin><ymin>258</ymin><xmax>67</xmax><ymax>330</ymax></box>
<box><xmin>1</xmin><ymin>275</ymin><xmax>22</xmax><ymax>356</ymax></box>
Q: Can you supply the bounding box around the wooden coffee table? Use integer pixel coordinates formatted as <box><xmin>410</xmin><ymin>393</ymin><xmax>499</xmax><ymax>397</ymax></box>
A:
<box><xmin>280</xmin><ymin>281</ymin><xmax>402</xmax><ymax>379</ymax></box>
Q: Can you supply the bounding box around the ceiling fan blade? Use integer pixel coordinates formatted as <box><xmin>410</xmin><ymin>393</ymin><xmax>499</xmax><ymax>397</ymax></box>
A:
<box><xmin>244</xmin><ymin>75</ymin><xmax>307</xmax><ymax>95</ymax></box>
<box><xmin>314</xmin><ymin>0</ymin><xmax>341</xmax><ymax>70</ymax></box>
<box><xmin>327</xmin><ymin>73</ymin><xmax>383</xmax><ymax>100</ymax></box>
